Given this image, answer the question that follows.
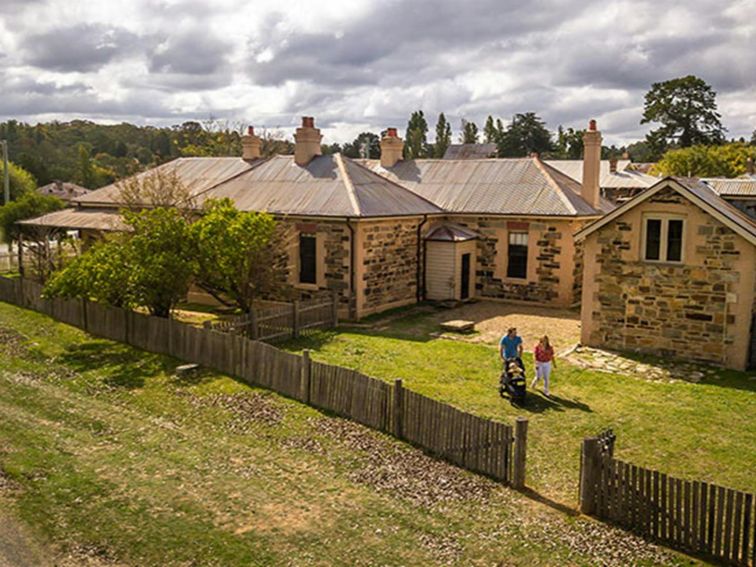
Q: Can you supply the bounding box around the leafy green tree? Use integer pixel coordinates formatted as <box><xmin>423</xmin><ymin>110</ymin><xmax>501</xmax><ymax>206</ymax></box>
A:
<box><xmin>44</xmin><ymin>208</ymin><xmax>195</xmax><ymax>317</ymax></box>
<box><xmin>191</xmin><ymin>199</ymin><xmax>280</xmax><ymax>313</ymax></box>
<box><xmin>404</xmin><ymin>111</ymin><xmax>429</xmax><ymax>159</ymax></box>
<box><xmin>0</xmin><ymin>161</ymin><xmax>37</xmax><ymax>202</ymax></box>
<box><xmin>654</xmin><ymin>142</ymin><xmax>756</xmax><ymax>178</ymax></box>
<box><xmin>44</xmin><ymin>237</ymin><xmax>134</xmax><ymax>308</ymax></box>
<box><xmin>0</xmin><ymin>192</ymin><xmax>64</xmax><ymax>244</ymax></box>
<box><xmin>497</xmin><ymin>113</ymin><xmax>553</xmax><ymax>157</ymax></box>
<box><xmin>642</xmin><ymin>75</ymin><xmax>726</xmax><ymax>152</ymax></box>
<box><xmin>342</xmin><ymin>132</ymin><xmax>381</xmax><ymax>158</ymax></box>
<box><xmin>124</xmin><ymin>208</ymin><xmax>196</xmax><ymax>317</ymax></box>
<box><xmin>433</xmin><ymin>113</ymin><xmax>452</xmax><ymax>158</ymax></box>
<box><xmin>461</xmin><ymin>119</ymin><xmax>479</xmax><ymax>144</ymax></box>
<box><xmin>483</xmin><ymin>116</ymin><xmax>499</xmax><ymax>144</ymax></box>
<box><xmin>553</xmin><ymin>126</ymin><xmax>584</xmax><ymax>159</ymax></box>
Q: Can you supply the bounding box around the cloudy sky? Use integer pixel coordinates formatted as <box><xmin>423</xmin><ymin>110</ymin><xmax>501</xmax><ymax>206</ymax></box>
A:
<box><xmin>0</xmin><ymin>0</ymin><xmax>754</xmax><ymax>146</ymax></box>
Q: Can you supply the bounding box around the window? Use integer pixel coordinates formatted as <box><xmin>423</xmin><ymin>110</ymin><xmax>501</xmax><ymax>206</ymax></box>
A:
<box><xmin>643</xmin><ymin>217</ymin><xmax>685</xmax><ymax>263</ymax></box>
<box><xmin>299</xmin><ymin>233</ymin><xmax>317</xmax><ymax>284</ymax></box>
<box><xmin>506</xmin><ymin>232</ymin><xmax>528</xmax><ymax>279</ymax></box>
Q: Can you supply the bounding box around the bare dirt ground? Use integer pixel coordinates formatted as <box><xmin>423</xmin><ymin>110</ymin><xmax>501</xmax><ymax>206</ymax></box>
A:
<box><xmin>373</xmin><ymin>300</ymin><xmax>582</xmax><ymax>354</ymax></box>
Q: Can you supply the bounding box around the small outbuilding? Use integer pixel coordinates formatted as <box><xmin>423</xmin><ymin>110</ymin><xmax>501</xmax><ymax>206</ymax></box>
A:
<box><xmin>424</xmin><ymin>224</ymin><xmax>479</xmax><ymax>302</ymax></box>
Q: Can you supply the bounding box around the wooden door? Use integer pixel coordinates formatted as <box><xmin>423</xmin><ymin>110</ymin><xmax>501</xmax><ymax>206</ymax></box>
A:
<box><xmin>460</xmin><ymin>253</ymin><xmax>471</xmax><ymax>300</ymax></box>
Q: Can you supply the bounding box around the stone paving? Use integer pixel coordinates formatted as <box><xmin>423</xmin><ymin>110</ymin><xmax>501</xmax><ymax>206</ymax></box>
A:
<box><xmin>565</xmin><ymin>345</ymin><xmax>722</xmax><ymax>383</ymax></box>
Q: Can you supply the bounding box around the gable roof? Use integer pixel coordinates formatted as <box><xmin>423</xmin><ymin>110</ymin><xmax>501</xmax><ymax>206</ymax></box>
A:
<box><xmin>76</xmin><ymin>157</ymin><xmax>257</xmax><ymax>206</ymax></box>
<box><xmin>701</xmin><ymin>177</ymin><xmax>756</xmax><ymax>198</ymax></box>
<box><xmin>575</xmin><ymin>177</ymin><xmax>756</xmax><ymax>246</ymax></box>
<box><xmin>545</xmin><ymin>159</ymin><xmax>658</xmax><ymax>189</ymax></box>
<box><xmin>425</xmin><ymin>223</ymin><xmax>479</xmax><ymax>241</ymax></box>
<box><xmin>195</xmin><ymin>154</ymin><xmax>442</xmax><ymax>217</ymax></box>
<box><xmin>37</xmin><ymin>181</ymin><xmax>90</xmax><ymax>201</ymax></box>
<box><xmin>360</xmin><ymin>157</ymin><xmax>613</xmax><ymax>216</ymax></box>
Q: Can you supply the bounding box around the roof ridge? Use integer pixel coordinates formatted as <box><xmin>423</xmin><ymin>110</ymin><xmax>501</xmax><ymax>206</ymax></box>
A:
<box><xmin>533</xmin><ymin>157</ymin><xmax>580</xmax><ymax>215</ymax></box>
<box><xmin>334</xmin><ymin>153</ymin><xmax>361</xmax><ymax>216</ymax></box>
<box><xmin>345</xmin><ymin>157</ymin><xmax>443</xmax><ymax>212</ymax></box>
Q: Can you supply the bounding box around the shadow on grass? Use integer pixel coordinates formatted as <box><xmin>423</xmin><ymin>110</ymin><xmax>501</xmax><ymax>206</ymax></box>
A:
<box><xmin>58</xmin><ymin>340</ymin><xmax>175</xmax><ymax>390</ymax></box>
<box><xmin>508</xmin><ymin>392</ymin><xmax>592</xmax><ymax>414</ymax></box>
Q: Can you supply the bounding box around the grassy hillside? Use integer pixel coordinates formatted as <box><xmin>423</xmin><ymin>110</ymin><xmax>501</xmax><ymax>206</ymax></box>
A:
<box><xmin>0</xmin><ymin>301</ymin><xmax>689</xmax><ymax>566</ymax></box>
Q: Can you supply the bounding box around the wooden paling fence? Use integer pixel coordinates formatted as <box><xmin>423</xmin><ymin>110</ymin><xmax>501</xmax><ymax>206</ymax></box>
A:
<box><xmin>205</xmin><ymin>293</ymin><xmax>338</xmax><ymax>342</ymax></box>
<box><xmin>0</xmin><ymin>276</ymin><xmax>521</xmax><ymax>485</ymax></box>
<box><xmin>581</xmin><ymin>430</ymin><xmax>755</xmax><ymax>566</ymax></box>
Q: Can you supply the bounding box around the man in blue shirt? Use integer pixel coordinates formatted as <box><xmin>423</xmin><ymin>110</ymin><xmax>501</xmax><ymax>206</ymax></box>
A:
<box><xmin>499</xmin><ymin>327</ymin><xmax>524</xmax><ymax>367</ymax></box>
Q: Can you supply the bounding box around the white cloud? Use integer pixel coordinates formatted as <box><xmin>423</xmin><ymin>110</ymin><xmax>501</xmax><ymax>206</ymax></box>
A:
<box><xmin>0</xmin><ymin>0</ymin><xmax>752</xmax><ymax>145</ymax></box>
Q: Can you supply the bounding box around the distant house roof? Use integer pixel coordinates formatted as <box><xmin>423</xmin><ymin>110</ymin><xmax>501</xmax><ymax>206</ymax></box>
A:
<box><xmin>195</xmin><ymin>154</ymin><xmax>442</xmax><ymax>217</ymax></box>
<box><xmin>425</xmin><ymin>223</ymin><xmax>479</xmax><ymax>242</ymax></box>
<box><xmin>76</xmin><ymin>157</ymin><xmax>257</xmax><ymax>206</ymax></box>
<box><xmin>442</xmin><ymin>144</ymin><xmax>498</xmax><ymax>160</ymax></box>
<box><xmin>701</xmin><ymin>178</ymin><xmax>756</xmax><ymax>198</ymax></box>
<box><xmin>545</xmin><ymin>160</ymin><xmax>658</xmax><ymax>190</ymax></box>
<box><xmin>37</xmin><ymin>180</ymin><xmax>90</xmax><ymax>201</ymax></box>
<box><xmin>361</xmin><ymin>157</ymin><xmax>613</xmax><ymax>216</ymax></box>
<box><xmin>575</xmin><ymin>177</ymin><xmax>756</xmax><ymax>246</ymax></box>
<box><xmin>17</xmin><ymin>208</ymin><xmax>127</xmax><ymax>231</ymax></box>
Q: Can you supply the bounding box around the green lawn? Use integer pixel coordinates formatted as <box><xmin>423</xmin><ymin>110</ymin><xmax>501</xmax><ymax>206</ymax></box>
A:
<box><xmin>281</xmin><ymin>309</ymin><xmax>756</xmax><ymax>505</ymax></box>
<box><xmin>0</xmin><ymin>301</ymin><xmax>688</xmax><ymax>566</ymax></box>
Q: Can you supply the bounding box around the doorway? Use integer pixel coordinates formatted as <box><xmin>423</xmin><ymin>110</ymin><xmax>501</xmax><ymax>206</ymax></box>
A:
<box><xmin>460</xmin><ymin>253</ymin><xmax>471</xmax><ymax>300</ymax></box>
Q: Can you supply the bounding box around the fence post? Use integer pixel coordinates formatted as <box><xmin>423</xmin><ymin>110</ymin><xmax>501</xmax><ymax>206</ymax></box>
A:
<box><xmin>330</xmin><ymin>290</ymin><xmax>339</xmax><ymax>327</ymax></box>
<box><xmin>81</xmin><ymin>298</ymin><xmax>89</xmax><ymax>333</ymax></box>
<box><xmin>292</xmin><ymin>300</ymin><xmax>300</xmax><ymax>338</ymax></box>
<box><xmin>250</xmin><ymin>309</ymin><xmax>259</xmax><ymax>341</ymax></box>
<box><xmin>513</xmin><ymin>417</ymin><xmax>528</xmax><ymax>489</ymax></box>
<box><xmin>393</xmin><ymin>379</ymin><xmax>404</xmax><ymax>440</ymax></box>
<box><xmin>301</xmin><ymin>349</ymin><xmax>311</xmax><ymax>403</ymax></box>
<box><xmin>580</xmin><ymin>437</ymin><xmax>601</xmax><ymax>515</ymax></box>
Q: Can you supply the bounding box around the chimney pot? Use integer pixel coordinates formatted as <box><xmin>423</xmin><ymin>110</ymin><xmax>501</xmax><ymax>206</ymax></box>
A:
<box><xmin>247</xmin><ymin>126</ymin><xmax>255</xmax><ymax>136</ymax></box>
<box><xmin>609</xmin><ymin>157</ymin><xmax>618</xmax><ymax>174</ymax></box>
<box><xmin>588</xmin><ymin>119</ymin><xmax>597</xmax><ymax>131</ymax></box>
<box><xmin>294</xmin><ymin>116</ymin><xmax>322</xmax><ymax>166</ymax></box>
<box><xmin>387</xmin><ymin>127</ymin><xmax>398</xmax><ymax>138</ymax></box>
<box><xmin>529</xmin><ymin>152</ymin><xmax>540</xmax><ymax>158</ymax></box>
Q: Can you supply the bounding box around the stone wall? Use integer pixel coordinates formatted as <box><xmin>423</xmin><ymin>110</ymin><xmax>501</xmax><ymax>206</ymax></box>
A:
<box><xmin>582</xmin><ymin>185</ymin><xmax>756</xmax><ymax>369</ymax></box>
<box><xmin>358</xmin><ymin>218</ymin><xmax>422</xmax><ymax>316</ymax></box>
<box><xmin>450</xmin><ymin>216</ymin><xmax>581</xmax><ymax>306</ymax></box>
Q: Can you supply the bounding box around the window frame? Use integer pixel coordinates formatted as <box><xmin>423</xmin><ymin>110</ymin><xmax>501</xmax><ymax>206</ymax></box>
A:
<box><xmin>641</xmin><ymin>214</ymin><xmax>686</xmax><ymax>264</ymax></box>
<box><xmin>505</xmin><ymin>231</ymin><xmax>529</xmax><ymax>280</ymax></box>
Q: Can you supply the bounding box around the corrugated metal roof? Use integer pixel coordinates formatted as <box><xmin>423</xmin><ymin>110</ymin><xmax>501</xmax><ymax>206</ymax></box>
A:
<box><xmin>76</xmin><ymin>157</ymin><xmax>257</xmax><ymax>206</ymax></box>
<box><xmin>425</xmin><ymin>223</ymin><xmax>479</xmax><ymax>241</ymax></box>
<box><xmin>545</xmin><ymin>160</ymin><xmax>658</xmax><ymax>189</ymax></box>
<box><xmin>37</xmin><ymin>181</ymin><xmax>90</xmax><ymax>201</ymax></box>
<box><xmin>443</xmin><ymin>144</ymin><xmax>498</xmax><ymax>159</ymax></box>
<box><xmin>674</xmin><ymin>177</ymin><xmax>756</xmax><ymax>240</ymax></box>
<box><xmin>360</xmin><ymin>157</ymin><xmax>611</xmax><ymax>216</ymax></box>
<box><xmin>18</xmin><ymin>208</ymin><xmax>128</xmax><ymax>231</ymax></box>
<box><xmin>701</xmin><ymin>178</ymin><xmax>756</xmax><ymax>197</ymax></box>
<box><xmin>196</xmin><ymin>154</ymin><xmax>442</xmax><ymax>217</ymax></box>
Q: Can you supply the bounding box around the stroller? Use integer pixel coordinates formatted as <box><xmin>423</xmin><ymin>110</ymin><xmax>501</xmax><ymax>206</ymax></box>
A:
<box><xmin>499</xmin><ymin>357</ymin><xmax>527</xmax><ymax>405</ymax></box>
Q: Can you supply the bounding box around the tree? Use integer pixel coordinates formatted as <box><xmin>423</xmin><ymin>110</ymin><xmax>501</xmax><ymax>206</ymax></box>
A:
<box><xmin>483</xmin><ymin>116</ymin><xmax>499</xmax><ymax>144</ymax></box>
<box><xmin>641</xmin><ymin>75</ymin><xmax>726</xmax><ymax>151</ymax></box>
<box><xmin>0</xmin><ymin>161</ymin><xmax>37</xmax><ymax>202</ymax></box>
<box><xmin>553</xmin><ymin>126</ymin><xmax>584</xmax><ymax>159</ymax></box>
<box><xmin>191</xmin><ymin>198</ymin><xmax>280</xmax><ymax>314</ymax></box>
<box><xmin>117</xmin><ymin>165</ymin><xmax>194</xmax><ymax>212</ymax></box>
<box><xmin>341</xmin><ymin>132</ymin><xmax>381</xmax><ymax>158</ymax></box>
<box><xmin>0</xmin><ymin>192</ymin><xmax>64</xmax><ymax>245</ymax></box>
<box><xmin>404</xmin><ymin>111</ymin><xmax>429</xmax><ymax>159</ymax></box>
<box><xmin>433</xmin><ymin>113</ymin><xmax>452</xmax><ymax>158</ymax></box>
<box><xmin>44</xmin><ymin>237</ymin><xmax>134</xmax><ymax>308</ymax></box>
<box><xmin>44</xmin><ymin>208</ymin><xmax>195</xmax><ymax>316</ymax></box>
<box><xmin>654</xmin><ymin>142</ymin><xmax>756</xmax><ymax>178</ymax></box>
<box><xmin>460</xmin><ymin>119</ymin><xmax>479</xmax><ymax>144</ymax></box>
<box><xmin>497</xmin><ymin>113</ymin><xmax>553</xmax><ymax>157</ymax></box>
<box><xmin>124</xmin><ymin>208</ymin><xmax>196</xmax><ymax>317</ymax></box>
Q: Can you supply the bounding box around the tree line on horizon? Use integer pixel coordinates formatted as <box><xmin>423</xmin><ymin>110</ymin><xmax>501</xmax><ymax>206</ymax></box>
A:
<box><xmin>0</xmin><ymin>75</ymin><xmax>754</xmax><ymax>201</ymax></box>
